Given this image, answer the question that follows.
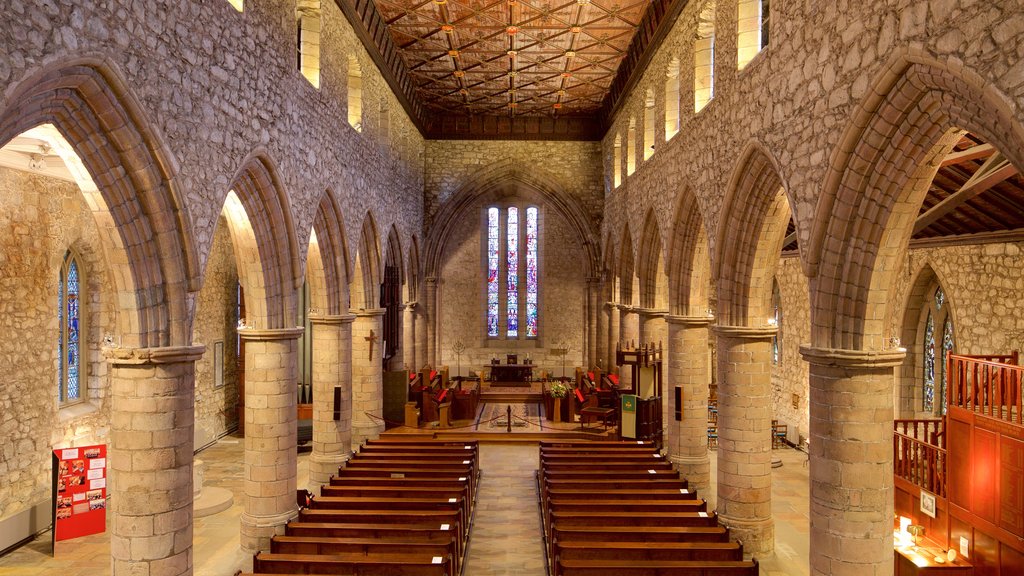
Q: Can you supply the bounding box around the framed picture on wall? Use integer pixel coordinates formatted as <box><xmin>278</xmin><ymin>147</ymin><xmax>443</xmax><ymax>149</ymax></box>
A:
<box><xmin>920</xmin><ymin>490</ymin><xmax>936</xmax><ymax>518</ymax></box>
<box><xmin>213</xmin><ymin>341</ymin><xmax>224</xmax><ymax>389</ymax></box>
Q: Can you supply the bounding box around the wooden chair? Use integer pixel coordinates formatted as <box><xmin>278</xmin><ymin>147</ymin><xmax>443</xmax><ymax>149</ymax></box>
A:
<box><xmin>771</xmin><ymin>420</ymin><xmax>788</xmax><ymax>449</ymax></box>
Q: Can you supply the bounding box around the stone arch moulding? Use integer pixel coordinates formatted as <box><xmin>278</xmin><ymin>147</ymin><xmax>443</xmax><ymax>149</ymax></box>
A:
<box><xmin>714</xmin><ymin>139</ymin><xmax>798</xmax><ymax>326</ymax></box>
<box><xmin>618</xmin><ymin>223</ymin><xmax>636</xmax><ymax>306</ymax></box>
<box><xmin>226</xmin><ymin>151</ymin><xmax>301</xmax><ymax>329</ymax></box>
<box><xmin>353</xmin><ymin>211</ymin><xmax>382</xmax><ymax>310</ymax></box>
<box><xmin>667</xmin><ymin>187</ymin><xmax>711</xmax><ymax>317</ymax></box>
<box><xmin>407</xmin><ymin>235</ymin><xmax>421</xmax><ymax>302</ymax></box>
<box><xmin>423</xmin><ymin>160</ymin><xmax>600</xmax><ymax>279</ymax></box>
<box><xmin>311</xmin><ymin>188</ymin><xmax>352</xmax><ymax>315</ymax></box>
<box><xmin>0</xmin><ymin>56</ymin><xmax>197</xmax><ymax>348</ymax></box>
<box><xmin>602</xmin><ymin>231</ymin><xmax>618</xmax><ymax>300</ymax></box>
<box><xmin>808</xmin><ymin>49</ymin><xmax>1024</xmax><ymax>351</ymax></box>
<box><xmin>637</xmin><ymin>208</ymin><xmax>667</xmax><ymax>309</ymax></box>
<box><xmin>385</xmin><ymin>224</ymin><xmax>405</xmax><ymax>287</ymax></box>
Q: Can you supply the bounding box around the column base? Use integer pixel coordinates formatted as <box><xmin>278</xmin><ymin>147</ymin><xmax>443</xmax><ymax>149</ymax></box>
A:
<box><xmin>240</xmin><ymin>509</ymin><xmax>297</xmax><ymax>553</ymax></box>
<box><xmin>717</xmin><ymin>514</ymin><xmax>774</xmax><ymax>558</ymax></box>
<box><xmin>307</xmin><ymin>451</ymin><xmax>352</xmax><ymax>491</ymax></box>
<box><xmin>668</xmin><ymin>453</ymin><xmax>711</xmax><ymax>494</ymax></box>
<box><xmin>351</xmin><ymin>421</ymin><xmax>384</xmax><ymax>447</ymax></box>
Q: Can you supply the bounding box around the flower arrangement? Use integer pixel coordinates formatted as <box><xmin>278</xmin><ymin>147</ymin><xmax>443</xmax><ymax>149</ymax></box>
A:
<box><xmin>549</xmin><ymin>382</ymin><xmax>570</xmax><ymax>398</ymax></box>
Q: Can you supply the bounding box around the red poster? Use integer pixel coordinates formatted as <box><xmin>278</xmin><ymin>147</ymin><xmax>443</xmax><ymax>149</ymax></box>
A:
<box><xmin>52</xmin><ymin>444</ymin><xmax>106</xmax><ymax>543</ymax></box>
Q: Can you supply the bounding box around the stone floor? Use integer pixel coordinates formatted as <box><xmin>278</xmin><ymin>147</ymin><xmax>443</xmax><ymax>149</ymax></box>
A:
<box><xmin>0</xmin><ymin>439</ymin><xmax>810</xmax><ymax>575</ymax></box>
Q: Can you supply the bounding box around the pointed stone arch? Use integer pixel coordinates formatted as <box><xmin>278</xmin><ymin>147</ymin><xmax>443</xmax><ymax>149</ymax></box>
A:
<box><xmin>224</xmin><ymin>152</ymin><xmax>301</xmax><ymax>329</ymax></box>
<box><xmin>309</xmin><ymin>188</ymin><xmax>351</xmax><ymax>315</ymax></box>
<box><xmin>406</xmin><ymin>235</ymin><xmax>421</xmax><ymax>302</ymax></box>
<box><xmin>715</xmin><ymin>140</ymin><xmax>795</xmax><ymax>326</ymax></box>
<box><xmin>637</xmin><ymin>208</ymin><xmax>668</xmax><ymax>310</ymax></box>
<box><xmin>667</xmin><ymin>187</ymin><xmax>711</xmax><ymax>316</ymax></box>
<box><xmin>809</xmin><ymin>50</ymin><xmax>1024</xmax><ymax>351</ymax></box>
<box><xmin>352</xmin><ymin>211</ymin><xmax>382</xmax><ymax>311</ymax></box>
<box><xmin>618</xmin><ymin>224</ymin><xmax>636</xmax><ymax>306</ymax></box>
<box><xmin>897</xmin><ymin>263</ymin><xmax>958</xmax><ymax>419</ymax></box>
<box><xmin>0</xmin><ymin>58</ymin><xmax>196</xmax><ymax>347</ymax></box>
<box><xmin>423</xmin><ymin>160</ymin><xmax>599</xmax><ymax>279</ymax></box>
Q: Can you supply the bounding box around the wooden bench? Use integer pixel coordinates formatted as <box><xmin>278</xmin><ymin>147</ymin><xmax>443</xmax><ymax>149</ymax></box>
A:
<box><xmin>578</xmin><ymin>406</ymin><xmax>615</xmax><ymax>429</ymax></box>
<box><xmin>551</xmin><ymin>525</ymin><xmax>731</xmax><ymax>545</ymax></box>
<box><xmin>270</xmin><ymin>535</ymin><xmax>457</xmax><ymax>576</ymax></box>
<box><xmin>298</xmin><ymin>508</ymin><xmax>464</xmax><ymax>541</ymax></box>
<box><xmin>552</xmin><ymin>542</ymin><xmax>745</xmax><ymax>576</ymax></box>
<box><xmin>347</xmin><ymin>455</ymin><xmax>480</xmax><ymax>483</ymax></box>
<box><xmin>309</xmin><ymin>495</ymin><xmax>467</xmax><ymax>538</ymax></box>
<box><xmin>556</xmin><ymin>558</ymin><xmax>759</xmax><ymax>576</ymax></box>
<box><xmin>540</xmin><ymin>440</ymin><xmax>656</xmax><ymax>449</ymax></box>
<box><xmin>284</xmin><ymin>521</ymin><xmax>463</xmax><ymax>561</ymax></box>
<box><xmin>251</xmin><ymin>551</ymin><xmax>453</xmax><ymax>575</ymax></box>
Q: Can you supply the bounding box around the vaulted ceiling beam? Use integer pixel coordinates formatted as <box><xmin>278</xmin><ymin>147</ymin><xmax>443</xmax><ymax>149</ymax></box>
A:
<box><xmin>939</xmin><ymin>143</ymin><xmax>995</xmax><ymax>167</ymax></box>
<box><xmin>914</xmin><ymin>152</ymin><xmax>1019</xmax><ymax>234</ymax></box>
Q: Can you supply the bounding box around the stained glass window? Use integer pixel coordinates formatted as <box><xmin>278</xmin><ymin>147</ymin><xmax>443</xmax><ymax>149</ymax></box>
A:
<box><xmin>506</xmin><ymin>207</ymin><xmax>519</xmax><ymax>337</ymax></box>
<box><xmin>923</xmin><ymin>311</ymin><xmax>935</xmax><ymax>412</ymax></box>
<box><xmin>487</xmin><ymin>208</ymin><xmax>499</xmax><ymax>337</ymax></box>
<box><xmin>59</xmin><ymin>252</ymin><xmax>82</xmax><ymax>404</ymax></box>
<box><xmin>935</xmin><ymin>286</ymin><xmax>945</xmax><ymax>310</ymax></box>
<box><xmin>525</xmin><ymin>207</ymin><xmax>538</xmax><ymax>337</ymax></box>
<box><xmin>941</xmin><ymin>318</ymin><xmax>954</xmax><ymax>415</ymax></box>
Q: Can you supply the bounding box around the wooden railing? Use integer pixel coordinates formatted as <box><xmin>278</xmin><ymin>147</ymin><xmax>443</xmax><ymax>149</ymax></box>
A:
<box><xmin>894</xmin><ymin>418</ymin><xmax>946</xmax><ymax>497</ymax></box>
<box><xmin>948</xmin><ymin>353</ymin><xmax>1023</xmax><ymax>425</ymax></box>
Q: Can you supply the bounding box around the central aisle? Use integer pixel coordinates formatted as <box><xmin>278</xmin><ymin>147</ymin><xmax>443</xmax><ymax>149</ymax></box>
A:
<box><xmin>462</xmin><ymin>444</ymin><xmax>546</xmax><ymax>575</ymax></box>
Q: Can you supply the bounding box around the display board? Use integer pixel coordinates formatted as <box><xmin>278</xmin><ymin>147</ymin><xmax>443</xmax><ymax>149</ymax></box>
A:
<box><xmin>620</xmin><ymin>394</ymin><xmax>637</xmax><ymax>439</ymax></box>
<box><xmin>51</xmin><ymin>444</ymin><xmax>107</xmax><ymax>544</ymax></box>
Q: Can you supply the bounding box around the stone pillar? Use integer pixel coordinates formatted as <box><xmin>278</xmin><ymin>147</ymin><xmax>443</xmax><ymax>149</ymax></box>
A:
<box><xmin>712</xmin><ymin>324</ymin><xmax>776</xmax><ymax>557</ymax></box>
<box><xmin>424</xmin><ymin>277</ymin><xmax>437</xmax><ymax>366</ymax></box>
<box><xmin>607</xmin><ymin>303</ymin><xmax>621</xmax><ymax>370</ymax></box>
<box><xmin>665</xmin><ymin>315</ymin><xmax>712</xmax><ymax>494</ymax></box>
<box><xmin>238</xmin><ymin>327</ymin><xmax>303</xmax><ymax>553</ymax></box>
<box><xmin>639</xmin><ymin>308</ymin><xmax>668</xmax><ymax>347</ymax></box>
<box><xmin>352</xmin><ymin>308</ymin><xmax>385</xmax><ymax>446</ymax></box>
<box><xmin>403</xmin><ymin>302</ymin><xmax>417</xmax><ymax>371</ymax></box>
<box><xmin>415</xmin><ymin>303</ymin><xmax>427</xmax><ymax>371</ymax></box>
<box><xmin>307</xmin><ymin>314</ymin><xmax>354</xmax><ymax>491</ymax></box>
<box><xmin>801</xmin><ymin>346</ymin><xmax>903</xmax><ymax>576</ymax></box>
<box><xmin>106</xmin><ymin>345</ymin><xmax>204</xmax><ymax>576</ymax></box>
<box><xmin>597</xmin><ymin>295</ymin><xmax>609</xmax><ymax>373</ymax></box>
<box><xmin>620</xmin><ymin>306</ymin><xmax>640</xmax><ymax>345</ymax></box>
<box><xmin>586</xmin><ymin>278</ymin><xmax>601</xmax><ymax>367</ymax></box>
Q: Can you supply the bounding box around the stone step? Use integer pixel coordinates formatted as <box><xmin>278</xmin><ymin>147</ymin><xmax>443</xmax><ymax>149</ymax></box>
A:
<box><xmin>481</xmin><ymin>393</ymin><xmax>544</xmax><ymax>403</ymax></box>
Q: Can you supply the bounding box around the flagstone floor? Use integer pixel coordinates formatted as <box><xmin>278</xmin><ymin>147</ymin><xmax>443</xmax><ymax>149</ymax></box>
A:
<box><xmin>0</xmin><ymin>440</ymin><xmax>810</xmax><ymax>576</ymax></box>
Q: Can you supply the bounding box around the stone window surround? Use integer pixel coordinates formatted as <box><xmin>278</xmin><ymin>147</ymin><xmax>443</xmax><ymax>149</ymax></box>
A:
<box><xmin>481</xmin><ymin>202</ymin><xmax>543</xmax><ymax>346</ymax></box>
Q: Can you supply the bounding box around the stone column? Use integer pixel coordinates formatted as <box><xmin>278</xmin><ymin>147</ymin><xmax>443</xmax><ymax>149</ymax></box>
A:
<box><xmin>415</xmin><ymin>303</ymin><xmax>428</xmax><ymax>371</ymax></box>
<box><xmin>597</xmin><ymin>294</ymin><xmax>609</xmax><ymax>373</ymax></box>
<box><xmin>801</xmin><ymin>346</ymin><xmax>903</xmax><ymax>576</ymax></box>
<box><xmin>307</xmin><ymin>314</ymin><xmax>354</xmax><ymax>491</ymax></box>
<box><xmin>424</xmin><ymin>277</ymin><xmax>437</xmax><ymax>366</ymax></box>
<box><xmin>639</xmin><ymin>308</ymin><xmax>668</xmax><ymax>347</ymax></box>
<box><xmin>712</xmin><ymin>324</ymin><xmax>776</xmax><ymax>557</ymax></box>
<box><xmin>403</xmin><ymin>302</ymin><xmax>417</xmax><ymax>371</ymax></box>
<box><xmin>586</xmin><ymin>278</ymin><xmax>601</xmax><ymax>367</ymax></box>
<box><xmin>607</xmin><ymin>303</ymin><xmax>621</xmax><ymax>370</ymax></box>
<box><xmin>352</xmin><ymin>308</ymin><xmax>385</xmax><ymax>446</ymax></box>
<box><xmin>238</xmin><ymin>327</ymin><xmax>303</xmax><ymax>553</ymax></box>
<box><xmin>665</xmin><ymin>315</ymin><xmax>712</xmax><ymax>494</ymax></box>
<box><xmin>106</xmin><ymin>345</ymin><xmax>204</xmax><ymax>576</ymax></box>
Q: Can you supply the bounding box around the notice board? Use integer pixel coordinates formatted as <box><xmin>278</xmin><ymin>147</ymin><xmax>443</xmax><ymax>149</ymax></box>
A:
<box><xmin>52</xmin><ymin>444</ymin><xmax>107</xmax><ymax>544</ymax></box>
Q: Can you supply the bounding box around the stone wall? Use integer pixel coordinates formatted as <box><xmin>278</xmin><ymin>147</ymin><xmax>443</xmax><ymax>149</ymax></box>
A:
<box><xmin>192</xmin><ymin>215</ymin><xmax>240</xmax><ymax>450</ymax></box>
<box><xmin>438</xmin><ymin>204</ymin><xmax>586</xmax><ymax>376</ymax></box>
<box><xmin>0</xmin><ymin>166</ymin><xmax>113</xmax><ymax>519</ymax></box>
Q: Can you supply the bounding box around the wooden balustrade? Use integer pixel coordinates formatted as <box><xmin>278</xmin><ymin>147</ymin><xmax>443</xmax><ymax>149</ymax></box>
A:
<box><xmin>948</xmin><ymin>353</ymin><xmax>1023</xmax><ymax>425</ymax></box>
<box><xmin>893</xmin><ymin>421</ymin><xmax>946</xmax><ymax>498</ymax></box>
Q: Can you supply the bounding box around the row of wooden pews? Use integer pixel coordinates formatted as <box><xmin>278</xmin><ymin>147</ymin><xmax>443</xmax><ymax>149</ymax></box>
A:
<box><xmin>538</xmin><ymin>440</ymin><xmax>759</xmax><ymax>576</ymax></box>
<box><xmin>241</xmin><ymin>437</ymin><xmax>480</xmax><ymax>576</ymax></box>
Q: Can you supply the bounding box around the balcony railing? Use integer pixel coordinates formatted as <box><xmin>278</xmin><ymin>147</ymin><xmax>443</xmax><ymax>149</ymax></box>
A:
<box><xmin>893</xmin><ymin>418</ymin><xmax>945</xmax><ymax>497</ymax></box>
<box><xmin>948</xmin><ymin>353</ymin><xmax>1023</xmax><ymax>425</ymax></box>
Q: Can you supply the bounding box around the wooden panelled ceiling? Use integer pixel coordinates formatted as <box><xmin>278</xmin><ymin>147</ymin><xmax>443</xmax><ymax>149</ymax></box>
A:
<box><xmin>336</xmin><ymin>0</ymin><xmax>687</xmax><ymax>139</ymax></box>
<box><xmin>782</xmin><ymin>131</ymin><xmax>1024</xmax><ymax>252</ymax></box>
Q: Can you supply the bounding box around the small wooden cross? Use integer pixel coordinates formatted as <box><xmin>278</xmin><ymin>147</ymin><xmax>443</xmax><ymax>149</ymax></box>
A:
<box><xmin>365</xmin><ymin>329</ymin><xmax>378</xmax><ymax>361</ymax></box>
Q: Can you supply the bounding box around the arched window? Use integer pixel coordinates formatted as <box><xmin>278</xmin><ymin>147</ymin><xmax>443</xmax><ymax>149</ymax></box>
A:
<box><xmin>296</xmin><ymin>0</ymin><xmax>321</xmax><ymax>87</ymax></box>
<box><xmin>737</xmin><ymin>0</ymin><xmax>769</xmax><ymax>70</ymax></box>
<box><xmin>643</xmin><ymin>90</ymin><xmax>656</xmax><ymax>161</ymax></box>
<box><xmin>613</xmin><ymin>134</ymin><xmax>622</xmax><ymax>188</ymax></box>
<box><xmin>664</xmin><ymin>58</ymin><xmax>680</xmax><ymax>140</ymax></box>
<box><xmin>626</xmin><ymin>118</ymin><xmax>637</xmax><ymax>176</ymax></box>
<box><xmin>58</xmin><ymin>251</ymin><xmax>85</xmax><ymax>405</ymax></box>
<box><xmin>923</xmin><ymin>285</ymin><xmax>954</xmax><ymax>414</ymax></box>
<box><xmin>771</xmin><ymin>279</ymin><xmax>782</xmax><ymax>366</ymax></box>
<box><xmin>694</xmin><ymin>2</ymin><xmax>715</xmax><ymax>112</ymax></box>
<box><xmin>348</xmin><ymin>56</ymin><xmax>363</xmax><ymax>131</ymax></box>
<box><xmin>485</xmin><ymin>205</ymin><xmax>539</xmax><ymax>339</ymax></box>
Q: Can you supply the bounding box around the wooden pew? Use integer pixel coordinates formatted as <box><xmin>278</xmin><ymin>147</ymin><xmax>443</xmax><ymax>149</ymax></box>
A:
<box><xmin>270</xmin><ymin>535</ymin><xmax>457</xmax><ymax>576</ymax></box>
<box><xmin>251</xmin><ymin>551</ymin><xmax>453</xmax><ymax>575</ymax></box>
<box><xmin>339</xmin><ymin>462</ymin><xmax>477</xmax><ymax>501</ymax></box>
<box><xmin>549</xmin><ymin>510</ymin><xmax>718</xmax><ymax>528</ymax></box>
<box><xmin>348</xmin><ymin>453</ymin><xmax>480</xmax><ymax>481</ymax></box>
<box><xmin>298</xmin><ymin>508</ymin><xmax>463</xmax><ymax>540</ymax></box>
<box><xmin>284</xmin><ymin>521</ymin><xmax>463</xmax><ymax>563</ymax></box>
<box><xmin>556</xmin><ymin>558</ymin><xmax>759</xmax><ymax>576</ymax></box>
<box><xmin>309</xmin><ymin>495</ymin><xmax>467</xmax><ymax>538</ymax></box>
<box><xmin>540</xmin><ymin>440</ymin><xmax>656</xmax><ymax>449</ymax></box>
<box><xmin>551</xmin><ymin>525</ymin><xmax>731</xmax><ymax>545</ymax></box>
<box><xmin>540</xmin><ymin>460</ymin><xmax>674</xmax><ymax>471</ymax></box>
<box><xmin>553</xmin><ymin>541</ymin><xmax>746</xmax><ymax>576</ymax></box>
